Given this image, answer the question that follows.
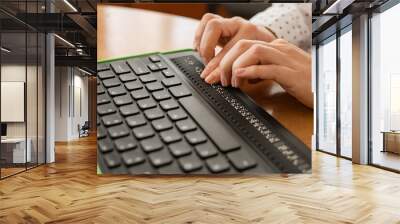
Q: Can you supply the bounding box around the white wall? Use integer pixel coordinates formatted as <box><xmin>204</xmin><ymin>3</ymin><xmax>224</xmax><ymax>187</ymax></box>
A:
<box><xmin>54</xmin><ymin>67</ymin><xmax>89</xmax><ymax>141</ymax></box>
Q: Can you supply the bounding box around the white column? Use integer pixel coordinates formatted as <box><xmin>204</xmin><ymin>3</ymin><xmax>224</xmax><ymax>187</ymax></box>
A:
<box><xmin>352</xmin><ymin>14</ymin><xmax>369</xmax><ymax>164</ymax></box>
<box><xmin>46</xmin><ymin>33</ymin><xmax>55</xmax><ymax>163</ymax></box>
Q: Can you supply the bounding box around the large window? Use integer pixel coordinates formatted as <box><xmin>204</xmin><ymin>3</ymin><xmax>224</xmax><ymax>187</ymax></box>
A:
<box><xmin>317</xmin><ymin>35</ymin><xmax>337</xmax><ymax>154</ymax></box>
<box><xmin>339</xmin><ymin>27</ymin><xmax>352</xmax><ymax>158</ymax></box>
<box><xmin>370</xmin><ymin>2</ymin><xmax>400</xmax><ymax>171</ymax></box>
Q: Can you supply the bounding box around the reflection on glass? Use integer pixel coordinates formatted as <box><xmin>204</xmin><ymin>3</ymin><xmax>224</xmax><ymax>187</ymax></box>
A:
<box><xmin>371</xmin><ymin>3</ymin><xmax>400</xmax><ymax>171</ymax></box>
<box><xmin>1</xmin><ymin>31</ymin><xmax>27</xmax><ymax>177</ymax></box>
<box><xmin>340</xmin><ymin>29</ymin><xmax>352</xmax><ymax>158</ymax></box>
<box><xmin>27</xmin><ymin>31</ymin><xmax>38</xmax><ymax>169</ymax></box>
<box><xmin>318</xmin><ymin>37</ymin><xmax>337</xmax><ymax>154</ymax></box>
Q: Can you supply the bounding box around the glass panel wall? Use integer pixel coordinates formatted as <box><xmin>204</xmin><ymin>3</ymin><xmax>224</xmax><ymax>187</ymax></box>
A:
<box><xmin>1</xmin><ymin>29</ymin><xmax>28</xmax><ymax>178</ymax></box>
<box><xmin>339</xmin><ymin>27</ymin><xmax>352</xmax><ymax>158</ymax></box>
<box><xmin>317</xmin><ymin>35</ymin><xmax>337</xmax><ymax>154</ymax></box>
<box><xmin>0</xmin><ymin>1</ymin><xmax>46</xmax><ymax>179</ymax></box>
<box><xmin>370</xmin><ymin>3</ymin><xmax>400</xmax><ymax>171</ymax></box>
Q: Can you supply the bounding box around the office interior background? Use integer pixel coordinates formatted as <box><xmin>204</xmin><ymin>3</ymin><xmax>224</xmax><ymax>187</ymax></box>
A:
<box><xmin>0</xmin><ymin>1</ymin><xmax>399</xmax><ymax>223</ymax></box>
<box><xmin>0</xmin><ymin>0</ymin><xmax>96</xmax><ymax>179</ymax></box>
<box><xmin>0</xmin><ymin>0</ymin><xmax>399</xmax><ymax>176</ymax></box>
<box><xmin>312</xmin><ymin>0</ymin><xmax>400</xmax><ymax>172</ymax></box>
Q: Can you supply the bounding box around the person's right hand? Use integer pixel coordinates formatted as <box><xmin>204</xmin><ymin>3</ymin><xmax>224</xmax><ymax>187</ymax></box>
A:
<box><xmin>193</xmin><ymin>13</ymin><xmax>276</xmax><ymax>78</ymax></box>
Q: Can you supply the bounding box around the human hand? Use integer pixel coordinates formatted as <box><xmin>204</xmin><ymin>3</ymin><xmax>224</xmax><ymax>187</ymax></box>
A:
<box><xmin>204</xmin><ymin>39</ymin><xmax>313</xmax><ymax>108</ymax></box>
<box><xmin>193</xmin><ymin>13</ymin><xmax>275</xmax><ymax>73</ymax></box>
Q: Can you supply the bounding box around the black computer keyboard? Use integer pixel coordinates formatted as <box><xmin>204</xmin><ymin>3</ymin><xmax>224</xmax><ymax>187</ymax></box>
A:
<box><xmin>97</xmin><ymin>50</ymin><xmax>311</xmax><ymax>174</ymax></box>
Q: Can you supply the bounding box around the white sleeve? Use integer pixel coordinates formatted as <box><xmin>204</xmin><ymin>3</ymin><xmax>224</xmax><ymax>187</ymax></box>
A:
<box><xmin>250</xmin><ymin>3</ymin><xmax>312</xmax><ymax>52</ymax></box>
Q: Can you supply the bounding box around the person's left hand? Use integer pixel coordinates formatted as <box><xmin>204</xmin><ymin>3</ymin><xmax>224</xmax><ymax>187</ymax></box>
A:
<box><xmin>202</xmin><ymin>39</ymin><xmax>313</xmax><ymax>108</ymax></box>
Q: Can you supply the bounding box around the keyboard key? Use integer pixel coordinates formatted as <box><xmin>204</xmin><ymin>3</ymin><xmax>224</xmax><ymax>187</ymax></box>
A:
<box><xmin>121</xmin><ymin>150</ymin><xmax>145</xmax><ymax>166</ymax></box>
<box><xmin>126</xmin><ymin>114</ymin><xmax>147</xmax><ymax>128</ymax></box>
<box><xmin>176</xmin><ymin>119</ymin><xmax>197</xmax><ymax>132</ymax></box>
<box><xmin>98</xmin><ymin>70</ymin><xmax>114</xmax><ymax>80</ymax></box>
<box><xmin>103</xmin><ymin>151</ymin><xmax>121</xmax><ymax>168</ymax></box>
<box><xmin>97</xmin><ymin>103</ymin><xmax>116</xmax><ymax>116</ymax></box>
<box><xmin>98</xmin><ymin>63</ymin><xmax>110</xmax><ymax>72</ymax></box>
<box><xmin>162</xmin><ymin>70</ymin><xmax>175</xmax><ymax>78</ymax></box>
<box><xmin>147</xmin><ymin>63</ymin><xmax>161</xmax><ymax>71</ymax></box>
<box><xmin>108</xmin><ymin>124</ymin><xmax>130</xmax><ymax>138</ymax></box>
<box><xmin>156</xmin><ymin>62</ymin><xmax>167</xmax><ymax>70</ymax></box>
<box><xmin>127</xmin><ymin>59</ymin><xmax>150</xmax><ymax>75</ymax></box>
<box><xmin>97</xmin><ymin>85</ymin><xmax>105</xmax><ymax>94</ymax></box>
<box><xmin>179</xmin><ymin>96</ymin><xmax>241</xmax><ymax>152</ymax></box>
<box><xmin>226</xmin><ymin>150</ymin><xmax>257</xmax><ymax>171</ymax></box>
<box><xmin>162</xmin><ymin>77</ymin><xmax>181</xmax><ymax>87</ymax></box>
<box><xmin>103</xmin><ymin>78</ymin><xmax>120</xmax><ymax>88</ymax></box>
<box><xmin>206</xmin><ymin>155</ymin><xmax>230</xmax><ymax>173</ymax></box>
<box><xmin>140</xmin><ymin>74</ymin><xmax>157</xmax><ymax>83</ymax></box>
<box><xmin>159</xmin><ymin>129</ymin><xmax>182</xmax><ymax>143</ymax></box>
<box><xmin>108</xmin><ymin>86</ymin><xmax>126</xmax><ymax>97</ymax></box>
<box><xmin>169</xmin><ymin>85</ymin><xmax>192</xmax><ymax>98</ymax></box>
<box><xmin>151</xmin><ymin>118</ymin><xmax>172</xmax><ymax>131</ymax></box>
<box><xmin>119</xmin><ymin>104</ymin><xmax>139</xmax><ymax>116</ymax></box>
<box><xmin>167</xmin><ymin>108</ymin><xmax>187</xmax><ymax>121</ymax></box>
<box><xmin>119</xmin><ymin>73</ymin><xmax>137</xmax><ymax>82</ymax></box>
<box><xmin>145</xmin><ymin>82</ymin><xmax>163</xmax><ymax>92</ymax></box>
<box><xmin>133</xmin><ymin>125</ymin><xmax>155</xmax><ymax>139</ymax></box>
<box><xmin>185</xmin><ymin>130</ymin><xmax>207</xmax><ymax>145</ymax></box>
<box><xmin>168</xmin><ymin>141</ymin><xmax>192</xmax><ymax>157</ymax></box>
<box><xmin>178</xmin><ymin>154</ymin><xmax>203</xmax><ymax>172</ymax></box>
<box><xmin>148</xmin><ymin>149</ymin><xmax>173</xmax><ymax>167</ymax></box>
<box><xmin>159</xmin><ymin>99</ymin><xmax>179</xmax><ymax>111</ymax></box>
<box><xmin>111</xmin><ymin>61</ymin><xmax>131</xmax><ymax>74</ymax></box>
<box><xmin>97</xmin><ymin>94</ymin><xmax>110</xmax><ymax>105</ymax></box>
<box><xmin>195</xmin><ymin>142</ymin><xmax>218</xmax><ymax>159</ymax></box>
<box><xmin>144</xmin><ymin>108</ymin><xmax>164</xmax><ymax>120</ymax></box>
<box><xmin>140</xmin><ymin>136</ymin><xmax>163</xmax><ymax>153</ymax></box>
<box><xmin>113</xmin><ymin>95</ymin><xmax>133</xmax><ymax>106</ymax></box>
<box><xmin>125</xmin><ymin>80</ymin><xmax>143</xmax><ymax>91</ymax></box>
<box><xmin>102</xmin><ymin>114</ymin><xmax>123</xmax><ymax>126</ymax></box>
<box><xmin>149</xmin><ymin>55</ymin><xmax>161</xmax><ymax>62</ymax></box>
<box><xmin>131</xmin><ymin>89</ymin><xmax>149</xmax><ymax>100</ymax></box>
<box><xmin>114</xmin><ymin>135</ymin><xmax>137</xmax><ymax>152</ymax></box>
<box><xmin>152</xmin><ymin>90</ymin><xmax>171</xmax><ymax>101</ymax></box>
<box><xmin>98</xmin><ymin>138</ymin><xmax>113</xmax><ymax>153</ymax></box>
<box><xmin>137</xmin><ymin>98</ymin><xmax>157</xmax><ymax>110</ymax></box>
<box><xmin>97</xmin><ymin>126</ymin><xmax>107</xmax><ymax>139</ymax></box>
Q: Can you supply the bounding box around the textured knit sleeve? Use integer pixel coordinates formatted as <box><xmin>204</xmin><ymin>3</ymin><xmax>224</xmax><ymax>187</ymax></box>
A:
<box><xmin>250</xmin><ymin>3</ymin><xmax>312</xmax><ymax>52</ymax></box>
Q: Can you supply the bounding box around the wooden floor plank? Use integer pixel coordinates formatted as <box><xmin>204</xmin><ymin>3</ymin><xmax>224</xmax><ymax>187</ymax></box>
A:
<box><xmin>0</xmin><ymin>135</ymin><xmax>399</xmax><ymax>223</ymax></box>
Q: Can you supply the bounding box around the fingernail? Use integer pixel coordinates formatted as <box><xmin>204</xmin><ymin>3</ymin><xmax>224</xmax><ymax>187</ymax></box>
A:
<box><xmin>232</xmin><ymin>78</ymin><xmax>237</xmax><ymax>88</ymax></box>
<box><xmin>205</xmin><ymin>75</ymin><xmax>212</xmax><ymax>83</ymax></box>
<box><xmin>200</xmin><ymin>71</ymin><xmax>206</xmax><ymax>79</ymax></box>
<box><xmin>220</xmin><ymin>71</ymin><xmax>226</xmax><ymax>86</ymax></box>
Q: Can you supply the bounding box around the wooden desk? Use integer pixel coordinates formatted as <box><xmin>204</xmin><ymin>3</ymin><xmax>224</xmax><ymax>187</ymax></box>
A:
<box><xmin>98</xmin><ymin>5</ymin><xmax>313</xmax><ymax>148</ymax></box>
<box><xmin>382</xmin><ymin>131</ymin><xmax>400</xmax><ymax>154</ymax></box>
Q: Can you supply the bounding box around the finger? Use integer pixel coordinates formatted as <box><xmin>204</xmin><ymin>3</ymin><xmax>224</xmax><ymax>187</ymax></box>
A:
<box><xmin>219</xmin><ymin>40</ymin><xmax>266</xmax><ymax>87</ymax></box>
<box><xmin>232</xmin><ymin>44</ymin><xmax>288</xmax><ymax>71</ymax></box>
<box><xmin>200</xmin><ymin>35</ymin><xmax>242</xmax><ymax>79</ymax></box>
<box><xmin>204</xmin><ymin>67</ymin><xmax>221</xmax><ymax>84</ymax></box>
<box><xmin>233</xmin><ymin>64</ymin><xmax>293</xmax><ymax>83</ymax></box>
<box><xmin>194</xmin><ymin>13</ymin><xmax>221</xmax><ymax>51</ymax></box>
<box><xmin>200</xmin><ymin>55</ymin><xmax>220</xmax><ymax>79</ymax></box>
<box><xmin>199</xmin><ymin>18</ymin><xmax>225</xmax><ymax>64</ymax></box>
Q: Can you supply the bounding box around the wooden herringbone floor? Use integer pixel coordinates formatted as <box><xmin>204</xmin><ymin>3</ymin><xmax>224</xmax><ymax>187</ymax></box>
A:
<box><xmin>0</xmin><ymin>135</ymin><xmax>399</xmax><ymax>224</ymax></box>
